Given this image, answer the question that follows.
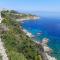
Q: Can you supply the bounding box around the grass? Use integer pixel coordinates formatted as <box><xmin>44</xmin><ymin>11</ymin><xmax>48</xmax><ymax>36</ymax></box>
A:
<box><xmin>8</xmin><ymin>50</ymin><xmax>27</xmax><ymax>60</ymax></box>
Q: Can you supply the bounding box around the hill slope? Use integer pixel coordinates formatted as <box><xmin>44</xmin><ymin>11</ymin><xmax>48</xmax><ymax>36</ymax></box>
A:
<box><xmin>1</xmin><ymin>10</ymin><xmax>43</xmax><ymax>60</ymax></box>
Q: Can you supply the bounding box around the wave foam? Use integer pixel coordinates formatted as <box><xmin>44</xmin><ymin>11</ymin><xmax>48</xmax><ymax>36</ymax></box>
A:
<box><xmin>46</xmin><ymin>53</ymin><xmax>56</xmax><ymax>60</ymax></box>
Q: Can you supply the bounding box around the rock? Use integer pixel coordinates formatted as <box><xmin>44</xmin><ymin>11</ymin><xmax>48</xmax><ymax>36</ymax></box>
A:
<box><xmin>42</xmin><ymin>38</ymin><xmax>49</xmax><ymax>45</ymax></box>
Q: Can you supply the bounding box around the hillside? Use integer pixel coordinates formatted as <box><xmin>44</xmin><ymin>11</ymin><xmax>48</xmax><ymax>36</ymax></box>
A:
<box><xmin>0</xmin><ymin>10</ymin><xmax>43</xmax><ymax>60</ymax></box>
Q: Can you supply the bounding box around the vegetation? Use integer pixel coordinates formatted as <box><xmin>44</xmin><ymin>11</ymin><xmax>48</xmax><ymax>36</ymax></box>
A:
<box><xmin>0</xmin><ymin>55</ymin><xmax>2</xmax><ymax>60</ymax></box>
<box><xmin>1</xmin><ymin>10</ymin><xmax>42</xmax><ymax>60</ymax></box>
<box><xmin>1</xmin><ymin>10</ymin><xmax>36</xmax><ymax>19</ymax></box>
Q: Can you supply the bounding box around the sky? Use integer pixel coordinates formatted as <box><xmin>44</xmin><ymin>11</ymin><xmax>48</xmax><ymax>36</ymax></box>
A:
<box><xmin>0</xmin><ymin>0</ymin><xmax>60</xmax><ymax>12</ymax></box>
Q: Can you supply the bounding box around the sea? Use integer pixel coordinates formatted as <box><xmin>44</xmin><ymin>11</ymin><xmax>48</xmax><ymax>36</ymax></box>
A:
<box><xmin>21</xmin><ymin>13</ymin><xmax>60</xmax><ymax>60</ymax></box>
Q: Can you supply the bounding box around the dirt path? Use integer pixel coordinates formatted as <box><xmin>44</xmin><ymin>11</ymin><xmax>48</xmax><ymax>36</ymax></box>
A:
<box><xmin>0</xmin><ymin>38</ymin><xmax>9</xmax><ymax>60</ymax></box>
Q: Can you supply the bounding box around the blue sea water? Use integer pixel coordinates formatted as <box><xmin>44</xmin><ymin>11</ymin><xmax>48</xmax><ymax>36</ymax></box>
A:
<box><xmin>21</xmin><ymin>17</ymin><xmax>60</xmax><ymax>60</ymax></box>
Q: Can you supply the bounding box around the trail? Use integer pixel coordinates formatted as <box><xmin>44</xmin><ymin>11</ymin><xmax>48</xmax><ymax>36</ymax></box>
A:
<box><xmin>0</xmin><ymin>38</ymin><xmax>9</xmax><ymax>60</ymax></box>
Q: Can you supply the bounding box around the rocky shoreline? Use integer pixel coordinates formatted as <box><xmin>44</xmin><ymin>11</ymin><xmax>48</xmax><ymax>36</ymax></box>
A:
<box><xmin>22</xmin><ymin>29</ymin><xmax>57</xmax><ymax>60</ymax></box>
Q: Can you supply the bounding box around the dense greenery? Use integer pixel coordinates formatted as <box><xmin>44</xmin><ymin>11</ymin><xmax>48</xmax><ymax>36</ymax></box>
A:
<box><xmin>1</xmin><ymin>10</ymin><xmax>35</xmax><ymax>19</ymax></box>
<box><xmin>1</xmin><ymin>10</ymin><xmax>42</xmax><ymax>60</ymax></box>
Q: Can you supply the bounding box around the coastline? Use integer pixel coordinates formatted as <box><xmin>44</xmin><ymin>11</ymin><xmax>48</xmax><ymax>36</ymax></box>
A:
<box><xmin>16</xmin><ymin>16</ymin><xmax>40</xmax><ymax>22</ymax></box>
<box><xmin>1</xmin><ymin>10</ymin><xmax>58</xmax><ymax>60</ymax></box>
<box><xmin>16</xmin><ymin>14</ymin><xmax>57</xmax><ymax>60</ymax></box>
<box><xmin>22</xmin><ymin>28</ymin><xmax>57</xmax><ymax>60</ymax></box>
